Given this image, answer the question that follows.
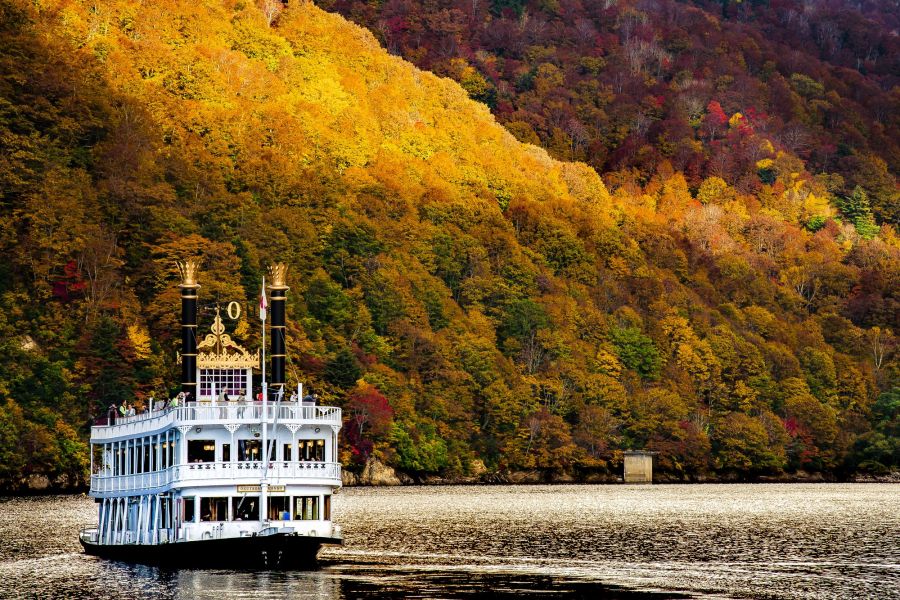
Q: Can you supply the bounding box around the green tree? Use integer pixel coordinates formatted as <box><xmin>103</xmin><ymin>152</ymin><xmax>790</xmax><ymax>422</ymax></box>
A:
<box><xmin>325</xmin><ymin>348</ymin><xmax>362</xmax><ymax>389</ymax></box>
<box><xmin>610</xmin><ymin>326</ymin><xmax>661</xmax><ymax>379</ymax></box>
<box><xmin>839</xmin><ymin>187</ymin><xmax>879</xmax><ymax>239</ymax></box>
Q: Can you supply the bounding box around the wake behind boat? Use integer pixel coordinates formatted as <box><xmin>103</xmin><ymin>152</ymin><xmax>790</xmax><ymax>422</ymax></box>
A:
<box><xmin>79</xmin><ymin>261</ymin><xmax>343</xmax><ymax>568</ymax></box>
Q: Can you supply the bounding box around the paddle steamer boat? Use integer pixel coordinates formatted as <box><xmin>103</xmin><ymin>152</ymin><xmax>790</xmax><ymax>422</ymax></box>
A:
<box><xmin>79</xmin><ymin>261</ymin><xmax>343</xmax><ymax>568</ymax></box>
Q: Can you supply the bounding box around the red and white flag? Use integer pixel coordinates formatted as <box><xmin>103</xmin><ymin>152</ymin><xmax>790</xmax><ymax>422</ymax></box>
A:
<box><xmin>259</xmin><ymin>277</ymin><xmax>268</xmax><ymax>321</ymax></box>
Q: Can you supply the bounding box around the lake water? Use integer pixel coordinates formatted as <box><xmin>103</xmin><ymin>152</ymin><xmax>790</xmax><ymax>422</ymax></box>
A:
<box><xmin>1</xmin><ymin>484</ymin><xmax>897</xmax><ymax>599</ymax></box>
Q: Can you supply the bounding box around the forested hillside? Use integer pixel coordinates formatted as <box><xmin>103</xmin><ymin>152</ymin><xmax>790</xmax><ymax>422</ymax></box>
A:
<box><xmin>324</xmin><ymin>0</ymin><xmax>899</xmax><ymax>224</ymax></box>
<box><xmin>0</xmin><ymin>0</ymin><xmax>897</xmax><ymax>491</ymax></box>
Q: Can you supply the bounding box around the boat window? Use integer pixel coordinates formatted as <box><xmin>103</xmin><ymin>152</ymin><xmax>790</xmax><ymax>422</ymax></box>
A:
<box><xmin>188</xmin><ymin>440</ymin><xmax>216</xmax><ymax>463</ymax></box>
<box><xmin>93</xmin><ymin>445</ymin><xmax>104</xmax><ymax>475</ymax></box>
<box><xmin>324</xmin><ymin>495</ymin><xmax>331</xmax><ymax>521</ymax></box>
<box><xmin>183</xmin><ymin>497</ymin><xmax>196</xmax><ymax>523</ymax></box>
<box><xmin>268</xmin><ymin>496</ymin><xmax>290</xmax><ymax>521</ymax></box>
<box><xmin>238</xmin><ymin>439</ymin><xmax>262</xmax><ymax>462</ymax></box>
<box><xmin>143</xmin><ymin>443</ymin><xmax>150</xmax><ymax>472</ymax></box>
<box><xmin>298</xmin><ymin>439</ymin><xmax>325</xmax><ymax>461</ymax></box>
<box><xmin>200</xmin><ymin>497</ymin><xmax>229</xmax><ymax>522</ymax></box>
<box><xmin>222</xmin><ymin>443</ymin><xmax>231</xmax><ymax>462</ymax></box>
<box><xmin>294</xmin><ymin>496</ymin><xmax>319</xmax><ymax>520</ymax></box>
<box><xmin>161</xmin><ymin>440</ymin><xmax>169</xmax><ymax>469</ymax></box>
<box><xmin>282</xmin><ymin>443</ymin><xmax>292</xmax><ymax>461</ymax></box>
<box><xmin>199</xmin><ymin>368</ymin><xmax>245</xmax><ymax>400</ymax></box>
<box><xmin>232</xmin><ymin>496</ymin><xmax>259</xmax><ymax>521</ymax></box>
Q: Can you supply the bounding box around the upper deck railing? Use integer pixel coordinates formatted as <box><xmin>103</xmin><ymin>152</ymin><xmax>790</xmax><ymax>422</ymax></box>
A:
<box><xmin>89</xmin><ymin>460</ymin><xmax>342</xmax><ymax>495</ymax></box>
<box><xmin>91</xmin><ymin>402</ymin><xmax>341</xmax><ymax>442</ymax></box>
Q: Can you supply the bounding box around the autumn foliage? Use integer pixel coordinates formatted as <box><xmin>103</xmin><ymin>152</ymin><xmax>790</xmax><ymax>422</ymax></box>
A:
<box><xmin>0</xmin><ymin>0</ymin><xmax>896</xmax><ymax>488</ymax></box>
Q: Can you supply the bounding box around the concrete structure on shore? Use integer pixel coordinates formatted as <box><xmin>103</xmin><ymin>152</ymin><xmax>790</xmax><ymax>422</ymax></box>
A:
<box><xmin>623</xmin><ymin>451</ymin><xmax>655</xmax><ymax>483</ymax></box>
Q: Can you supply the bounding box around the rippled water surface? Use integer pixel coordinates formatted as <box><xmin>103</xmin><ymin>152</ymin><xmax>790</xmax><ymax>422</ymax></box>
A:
<box><xmin>1</xmin><ymin>484</ymin><xmax>897</xmax><ymax>599</ymax></box>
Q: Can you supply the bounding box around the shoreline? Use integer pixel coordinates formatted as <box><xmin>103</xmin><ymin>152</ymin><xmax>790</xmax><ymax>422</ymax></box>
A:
<box><xmin>3</xmin><ymin>468</ymin><xmax>898</xmax><ymax>497</ymax></box>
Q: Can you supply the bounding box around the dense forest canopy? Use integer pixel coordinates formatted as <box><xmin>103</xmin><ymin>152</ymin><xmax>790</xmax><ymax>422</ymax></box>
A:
<box><xmin>323</xmin><ymin>0</ymin><xmax>899</xmax><ymax>224</ymax></box>
<box><xmin>0</xmin><ymin>0</ymin><xmax>896</xmax><ymax>490</ymax></box>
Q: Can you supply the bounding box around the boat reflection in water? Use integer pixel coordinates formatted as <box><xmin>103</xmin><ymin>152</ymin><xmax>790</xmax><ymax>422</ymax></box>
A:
<box><xmin>165</xmin><ymin>568</ymin><xmax>341</xmax><ymax>599</ymax></box>
<box><xmin>101</xmin><ymin>562</ymin><xmax>681</xmax><ymax>600</ymax></box>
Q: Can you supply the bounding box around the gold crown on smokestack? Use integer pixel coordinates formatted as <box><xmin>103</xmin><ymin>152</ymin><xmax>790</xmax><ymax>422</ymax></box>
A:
<box><xmin>177</xmin><ymin>259</ymin><xmax>202</xmax><ymax>288</ymax></box>
<box><xmin>267</xmin><ymin>263</ymin><xmax>289</xmax><ymax>290</ymax></box>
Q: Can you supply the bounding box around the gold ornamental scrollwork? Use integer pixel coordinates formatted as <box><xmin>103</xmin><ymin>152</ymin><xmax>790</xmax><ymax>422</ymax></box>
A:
<box><xmin>196</xmin><ymin>307</ymin><xmax>260</xmax><ymax>369</ymax></box>
<box><xmin>177</xmin><ymin>259</ymin><xmax>202</xmax><ymax>288</ymax></box>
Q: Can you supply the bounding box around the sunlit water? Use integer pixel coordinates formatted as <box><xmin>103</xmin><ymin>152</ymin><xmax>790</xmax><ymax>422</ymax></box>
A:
<box><xmin>1</xmin><ymin>484</ymin><xmax>897</xmax><ymax>599</ymax></box>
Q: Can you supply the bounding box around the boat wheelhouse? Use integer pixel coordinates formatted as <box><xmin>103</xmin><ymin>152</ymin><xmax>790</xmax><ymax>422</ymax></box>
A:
<box><xmin>80</xmin><ymin>262</ymin><xmax>343</xmax><ymax>568</ymax></box>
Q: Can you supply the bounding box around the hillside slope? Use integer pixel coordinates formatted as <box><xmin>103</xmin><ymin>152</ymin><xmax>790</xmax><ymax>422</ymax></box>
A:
<box><xmin>0</xmin><ymin>0</ymin><xmax>896</xmax><ymax>490</ymax></box>
<box><xmin>323</xmin><ymin>0</ymin><xmax>899</xmax><ymax>223</ymax></box>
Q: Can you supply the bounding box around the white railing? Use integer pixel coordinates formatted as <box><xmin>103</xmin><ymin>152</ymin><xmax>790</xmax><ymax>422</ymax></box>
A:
<box><xmin>91</xmin><ymin>403</ymin><xmax>341</xmax><ymax>441</ymax></box>
<box><xmin>179</xmin><ymin>460</ymin><xmax>342</xmax><ymax>483</ymax></box>
<box><xmin>89</xmin><ymin>461</ymin><xmax>342</xmax><ymax>494</ymax></box>
<box><xmin>90</xmin><ymin>465</ymin><xmax>178</xmax><ymax>494</ymax></box>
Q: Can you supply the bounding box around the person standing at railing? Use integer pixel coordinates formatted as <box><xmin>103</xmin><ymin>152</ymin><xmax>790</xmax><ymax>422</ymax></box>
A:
<box><xmin>235</xmin><ymin>389</ymin><xmax>246</xmax><ymax>418</ymax></box>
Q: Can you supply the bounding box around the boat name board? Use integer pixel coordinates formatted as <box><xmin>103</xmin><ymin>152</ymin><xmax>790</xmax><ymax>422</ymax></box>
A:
<box><xmin>236</xmin><ymin>485</ymin><xmax>285</xmax><ymax>493</ymax></box>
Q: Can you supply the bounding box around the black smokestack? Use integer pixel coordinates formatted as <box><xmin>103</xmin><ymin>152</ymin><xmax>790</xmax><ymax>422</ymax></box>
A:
<box><xmin>177</xmin><ymin>260</ymin><xmax>201</xmax><ymax>401</ymax></box>
<box><xmin>267</xmin><ymin>263</ymin><xmax>289</xmax><ymax>392</ymax></box>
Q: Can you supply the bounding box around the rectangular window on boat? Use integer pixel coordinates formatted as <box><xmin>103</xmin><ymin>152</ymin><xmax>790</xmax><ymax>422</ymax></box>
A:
<box><xmin>187</xmin><ymin>440</ymin><xmax>216</xmax><ymax>463</ymax></box>
<box><xmin>298</xmin><ymin>439</ymin><xmax>325</xmax><ymax>461</ymax></box>
<box><xmin>268</xmin><ymin>496</ymin><xmax>290</xmax><ymax>521</ymax></box>
<box><xmin>200</xmin><ymin>497</ymin><xmax>228</xmax><ymax>521</ymax></box>
<box><xmin>222</xmin><ymin>443</ymin><xmax>231</xmax><ymax>462</ymax></box>
<box><xmin>324</xmin><ymin>495</ymin><xmax>331</xmax><ymax>521</ymax></box>
<box><xmin>232</xmin><ymin>496</ymin><xmax>259</xmax><ymax>521</ymax></box>
<box><xmin>282</xmin><ymin>443</ymin><xmax>292</xmax><ymax>461</ymax></box>
<box><xmin>183</xmin><ymin>497</ymin><xmax>196</xmax><ymax>523</ymax></box>
<box><xmin>293</xmin><ymin>496</ymin><xmax>319</xmax><ymax>520</ymax></box>
<box><xmin>199</xmin><ymin>368</ymin><xmax>246</xmax><ymax>400</ymax></box>
<box><xmin>238</xmin><ymin>439</ymin><xmax>261</xmax><ymax>462</ymax></box>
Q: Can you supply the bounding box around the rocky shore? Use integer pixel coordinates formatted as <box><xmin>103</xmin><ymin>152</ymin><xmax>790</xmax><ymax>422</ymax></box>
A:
<box><xmin>339</xmin><ymin>457</ymin><xmax>900</xmax><ymax>487</ymax></box>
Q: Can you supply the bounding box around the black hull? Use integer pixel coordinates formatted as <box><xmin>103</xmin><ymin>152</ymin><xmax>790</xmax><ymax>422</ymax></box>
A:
<box><xmin>80</xmin><ymin>534</ymin><xmax>341</xmax><ymax>569</ymax></box>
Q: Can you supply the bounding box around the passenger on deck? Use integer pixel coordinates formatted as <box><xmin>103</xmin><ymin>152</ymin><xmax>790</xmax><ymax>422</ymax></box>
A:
<box><xmin>289</xmin><ymin>390</ymin><xmax>298</xmax><ymax>403</ymax></box>
<box><xmin>302</xmin><ymin>393</ymin><xmax>314</xmax><ymax>404</ymax></box>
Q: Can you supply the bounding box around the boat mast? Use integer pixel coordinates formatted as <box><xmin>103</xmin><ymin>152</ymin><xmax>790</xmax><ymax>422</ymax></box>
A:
<box><xmin>259</xmin><ymin>276</ymin><xmax>268</xmax><ymax>524</ymax></box>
